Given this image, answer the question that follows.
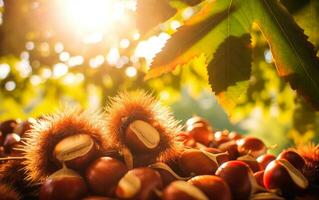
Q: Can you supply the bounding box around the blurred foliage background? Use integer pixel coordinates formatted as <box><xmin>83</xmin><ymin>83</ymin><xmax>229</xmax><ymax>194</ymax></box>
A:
<box><xmin>0</xmin><ymin>0</ymin><xmax>318</xmax><ymax>154</ymax></box>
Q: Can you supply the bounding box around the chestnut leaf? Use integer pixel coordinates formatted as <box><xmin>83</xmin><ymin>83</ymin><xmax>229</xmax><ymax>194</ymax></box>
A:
<box><xmin>136</xmin><ymin>0</ymin><xmax>204</xmax><ymax>34</ymax></box>
<box><xmin>144</xmin><ymin>0</ymin><xmax>319</xmax><ymax>112</ymax></box>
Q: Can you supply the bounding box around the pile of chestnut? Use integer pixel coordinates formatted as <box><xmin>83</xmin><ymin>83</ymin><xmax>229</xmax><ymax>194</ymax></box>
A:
<box><xmin>0</xmin><ymin>118</ymin><xmax>35</xmax><ymax>157</ymax></box>
<box><xmin>1</xmin><ymin>115</ymin><xmax>318</xmax><ymax>200</ymax></box>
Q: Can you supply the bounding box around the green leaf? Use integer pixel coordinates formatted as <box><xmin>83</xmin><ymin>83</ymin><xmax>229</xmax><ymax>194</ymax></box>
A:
<box><xmin>145</xmin><ymin>0</ymin><xmax>319</xmax><ymax>111</ymax></box>
<box><xmin>208</xmin><ymin>34</ymin><xmax>251</xmax><ymax>94</ymax></box>
<box><xmin>207</xmin><ymin>34</ymin><xmax>252</xmax><ymax>111</ymax></box>
<box><xmin>255</xmin><ymin>0</ymin><xmax>319</xmax><ymax>109</ymax></box>
<box><xmin>292</xmin><ymin>0</ymin><xmax>319</xmax><ymax>48</ymax></box>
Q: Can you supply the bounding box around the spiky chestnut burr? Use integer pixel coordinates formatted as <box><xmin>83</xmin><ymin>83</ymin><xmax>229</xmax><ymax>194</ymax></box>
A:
<box><xmin>21</xmin><ymin>108</ymin><xmax>111</xmax><ymax>183</ymax></box>
<box><xmin>0</xmin><ymin>160</ymin><xmax>38</xmax><ymax>200</ymax></box>
<box><xmin>0</xmin><ymin>182</ymin><xmax>21</xmax><ymax>200</ymax></box>
<box><xmin>104</xmin><ymin>90</ymin><xmax>182</xmax><ymax>168</ymax></box>
<box><xmin>295</xmin><ymin>143</ymin><xmax>319</xmax><ymax>185</ymax></box>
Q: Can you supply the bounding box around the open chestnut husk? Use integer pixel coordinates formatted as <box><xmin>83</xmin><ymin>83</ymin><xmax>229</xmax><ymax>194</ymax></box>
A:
<box><xmin>104</xmin><ymin>91</ymin><xmax>181</xmax><ymax>167</ymax></box>
<box><xmin>39</xmin><ymin>166</ymin><xmax>88</xmax><ymax>200</ymax></box>
<box><xmin>21</xmin><ymin>109</ymin><xmax>110</xmax><ymax>183</ymax></box>
<box><xmin>0</xmin><ymin>182</ymin><xmax>21</xmax><ymax>200</ymax></box>
<box><xmin>263</xmin><ymin>159</ymin><xmax>309</xmax><ymax>196</ymax></box>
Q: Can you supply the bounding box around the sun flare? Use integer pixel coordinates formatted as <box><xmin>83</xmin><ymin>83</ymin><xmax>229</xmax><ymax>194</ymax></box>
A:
<box><xmin>60</xmin><ymin>0</ymin><xmax>134</xmax><ymax>33</ymax></box>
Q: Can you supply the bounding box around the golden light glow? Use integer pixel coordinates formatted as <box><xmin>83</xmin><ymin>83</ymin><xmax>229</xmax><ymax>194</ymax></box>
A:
<box><xmin>61</xmin><ymin>0</ymin><xmax>132</xmax><ymax>33</ymax></box>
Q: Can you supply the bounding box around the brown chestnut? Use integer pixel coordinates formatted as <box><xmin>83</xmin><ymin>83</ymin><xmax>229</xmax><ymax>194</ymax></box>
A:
<box><xmin>218</xmin><ymin>140</ymin><xmax>239</xmax><ymax>160</ymax></box>
<box><xmin>216</xmin><ymin>160</ymin><xmax>256</xmax><ymax>200</ymax></box>
<box><xmin>0</xmin><ymin>119</ymin><xmax>18</xmax><ymax>135</ymax></box>
<box><xmin>237</xmin><ymin>137</ymin><xmax>267</xmax><ymax>158</ymax></box>
<box><xmin>116</xmin><ymin>167</ymin><xmax>162</xmax><ymax>200</ymax></box>
<box><xmin>14</xmin><ymin>118</ymin><xmax>36</xmax><ymax>136</ymax></box>
<box><xmin>149</xmin><ymin>162</ymin><xmax>189</xmax><ymax>186</ymax></box>
<box><xmin>82</xmin><ymin>197</ymin><xmax>114</xmax><ymax>200</ymax></box>
<box><xmin>237</xmin><ymin>154</ymin><xmax>260</xmax><ymax>172</ymax></box>
<box><xmin>3</xmin><ymin>133</ymin><xmax>21</xmax><ymax>154</ymax></box>
<box><xmin>254</xmin><ymin>171</ymin><xmax>265</xmax><ymax>188</ymax></box>
<box><xmin>39</xmin><ymin>166</ymin><xmax>88</xmax><ymax>200</ymax></box>
<box><xmin>250</xmin><ymin>192</ymin><xmax>284</xmax><ymax>200</ymax></box>
<box><xmin>200</xmin><ymin>147</ymin><xmax>229</xmax><ymax>165</ymax></box>
<box><xmin>86</xmin><ymin>156</ymin><xmax>128</xmax><ymax>196</ymax></box>
<box><xmin>162</xmin><ymin>181</ymin><xmax>209</xmax><ymax>200</ymax></box>
<box><xmin>188</xmin><ymin>175</ymin><xmax>232</xmax><ymax>200</ymax></box>
<box><xmin>125</xmin><ymin>120</ymin><xmax>161</xmax><ymax>153</ymax></box>
<box><xmin>277</xmin><ymin>150</ymin><xmax>305</xmax><ymax>171</ymax></box>
<box><xmin>53</xmin><ymin>134</ymin><xmax>97</xmax><ymax>170</ymax></box>
<box><xmin>185</xmin><ymin>116</ymin><xmax>210</xmax><ymax>128</ymax></box>
<box><xmin>186</xmin><ymin>123</ymin><xmax>212</xmax><ymax>146</ymax></box>
<box><xmin>228</xmin><ymin>131</ymin><xmax>242</xmax><ymax>140</ymax></box>
<box><xmin>176</xmin><ymin>132</ymin><xmax>196</xmax><ymax>148</ymax></box>
<box><xmin>264</xmin><ymin>159</ymin><xmax>309</xmax><ymax>196</ymax></box>
<box><xmin>0</xmin><ymin>131</ymin><xmax>4</xmax><ymax>146</ymax></box>
<box><xmin>213</xmin><ymin>130</ymin><xmax>232</xmax><ymax>147</ymax></box>
<box><xmin>257</xmin><ymin>154</ymin><xmax>276</xmax><ymax>170</ymax></box>
<box><xmin>178</xmin><ymin>149</ymin><xmax>227</xmax><ymax>176</ymax></box>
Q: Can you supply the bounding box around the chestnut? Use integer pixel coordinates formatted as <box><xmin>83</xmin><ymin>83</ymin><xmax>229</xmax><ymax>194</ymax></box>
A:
<box><xmin>0</xmin><ymin>131</ymin><xmax>4</xmax><ymax>146</ymax></box>
<box><xmin>216</xmin><ymin>160</ymin><xmax>255</xmax><ymax>200</ymax></box>
<box><xmin>86</xmin><ymin>156</ymin><xmax>128</xmax><ymax>196</ymax></box>
<box><xmin>162</xmin><ymin>180</ymin><xmax>209</xmax><ymax>200</ymax></box>
<box><xmin>277</xmin><ymin>150</ymin><xmax>305</xmax><ymax>171</ymax></box>
<box><xmin>228</xmin><ymin>131</ymin><xmax>242</xmax><ymax>140</ymax></box>
<box><xmin>188</xmin><ymin>175</ymin><xmax>232</xmax><ymax>200</ymax></box>
<box><xmin>200</xmin><ymin>147</ymin><xmax>229</xmax><ymax>165</ymax></box>
<box><xmin>186</xmin><ymin>123</ymin><xmax>212</xmax><ymax>146</ymax></box>
<box><xmin>3</xmin><ymin>133</ymin><xmax>21</xmax><ymax>154</ymax></box>
<box><xmin>237</xmin><ymin>154</ymin><xmax>260</xmax><ymax>172</ymax></box>
<box><xmin>39</xmin><ymin>166</ymin><xmax>88</xmax><ymax>200</ymax></box>
<box><xmin>263</xmin><ymin>159</ymin><xmax>309</xmax><ymax>196</ymax></box>
<box><xmin>14</xmin><ymin>118</ymin><xmax>36</xmax><ymax>136</ymax></box>
<box><xmin>178</xmin><ymin>149</ymin><xmax>227</xmax><ymax>176</ymax></box>
<box><xmin>0</xmin><ymin>119</ymin><xmax>18</xmax><ymax>135</ymax></box>
<box><xmin>176</xmin><ymin>132</ymin><xmax>196</xmax><ymax>148</ymax></box>
<box><xmin>218</xmin><ymin>140</ymin><xmax>239</xmax><ymax>160</ymax></box>
<box><xmin>125</xmin><ymin>120</ymin><xmax>161</xmax><ymax>153</ymax></box>
<box><xmin>149</xmin><ymin>162</ymin><xmax>188</xmax><ymax>186</ymax></box>
<box><xmin>250</xmin><ymin>192</ymin><xmax>284</xmax><ymax>200</ymax></box>
<box><xmin>257</xmin><ymin>154</ymin><xmax>276</xmax><ymax>170</ymax></box>
<box><xmin>185</xmin><ymin>116</ymin><xmax>210</xmax><ymax>128</ymax></box>
<box><xmin>53</xmin><ymin>134</ymin><xmax>98</xmax><ymax>170</ymax></box>
<box><xmin>213</xmin><ymin>130</ymin><xmax>231</xmax><ymax>147</ymax></box>
<box><xmin>82</xmin><ymin>197</ymin><xmax>114</xmax><ymax>200</ymax></box>
<box><xmin>116</xmin><ymin>167</ymin><xmax>162</xmax><ymax>200</ymax></box>
<box><xmin>237</xmin><ymin>136</ymin><xmax>267</xmax><ymax>158</ymax></box>
<box><xmin>254</xmin><ymin>171</ymin><xmax>265</xmax><ymax>188</ymax></box>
